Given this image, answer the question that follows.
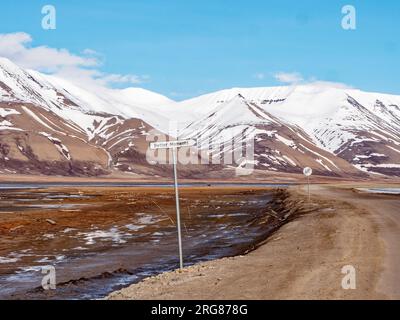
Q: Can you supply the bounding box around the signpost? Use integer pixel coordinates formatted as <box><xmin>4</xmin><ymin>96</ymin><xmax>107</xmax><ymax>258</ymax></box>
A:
<box><xmin>150</xmin><ymin>139</ymin><xmax>196</xmax><ymax>270</ymax></box>
<box><xmin>303</xmin><ymin>167</ymin><xmax>313</xmax><ymax>201</ymax></box>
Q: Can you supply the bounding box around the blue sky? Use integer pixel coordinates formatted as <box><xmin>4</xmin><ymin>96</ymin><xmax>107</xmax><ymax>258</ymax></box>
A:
<box><xmin>0</xmin><ymin>0</ymin><xmax>399</xmax><ymax>99</ymax></box>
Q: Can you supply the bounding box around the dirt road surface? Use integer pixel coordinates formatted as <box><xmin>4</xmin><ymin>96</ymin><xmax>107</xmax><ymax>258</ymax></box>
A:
<box><xmin>109</xmin><ymin>184</ymin><xmax>400</xmax><ymax>300</ymax></box>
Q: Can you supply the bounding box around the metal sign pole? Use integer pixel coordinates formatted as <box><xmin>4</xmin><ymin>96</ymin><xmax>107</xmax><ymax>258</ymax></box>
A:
<box><xmin>172</xmin><ymin>147</ymin><xmax>184</xmax><ymax>270</ymax></box>
<box><xmin>150</xmin><ymin>139</ymin><xmax>195</xmax><ymax>271</ymax></box>
<box><xmin>307</xmin><ymin>175</ymin><xmax>310</xmax><ymax>202</ymax></box>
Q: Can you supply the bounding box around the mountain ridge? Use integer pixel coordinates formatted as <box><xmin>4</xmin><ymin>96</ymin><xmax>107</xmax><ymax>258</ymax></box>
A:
<box><xmin>1</xmin><ymin>57</ymin><xmax>399</xmax><ymax>178</ymax></box>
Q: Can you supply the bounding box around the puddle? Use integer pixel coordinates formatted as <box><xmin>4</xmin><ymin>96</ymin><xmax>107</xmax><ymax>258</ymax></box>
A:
<box><xmin>357</xmin><ymin>188</ymin><xmax>400</xmax><ymax>195</ymax></box>
<box><xmin>20</xmin><ymin>204</ymin><xmax>89</xmax><ymax>210</ymax></box>
<box><xmin>0</xmin><ymin>186</ymin><xmax>281</xmax><ymax>299</ymax></box>
<box><xmin>0</xmin><ymin>257</ymin><xmax>19</xmax><ymax>264</ymax></box>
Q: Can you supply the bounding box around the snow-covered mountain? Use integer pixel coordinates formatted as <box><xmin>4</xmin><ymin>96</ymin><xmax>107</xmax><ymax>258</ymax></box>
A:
<box><xmin>1</xmin><ymin>57</ymin><xmax>399</xmax><ymax>178</ymax></box>
<box><xmin>179</xmin><ymin>94</ymin><xmax>362</xmax><ymax>177</ymax></box>
<box><xmin>0</xmin><ymin>57</ymin><xmax>173</xmax><ymax>176</ymax></box>
<box><xmin>177</xmin><ymin>86</ymin><xmax>400</xmax><ymax>177</ymax></box>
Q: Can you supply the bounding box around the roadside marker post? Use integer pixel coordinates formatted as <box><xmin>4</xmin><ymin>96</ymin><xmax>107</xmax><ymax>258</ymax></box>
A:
<box><xmin>303</xmin><ymin>167</ymin><xmax>313</xmax><ymax>202</ymax></box>
<box><xmin>150</xmin><ymin>139</ymin><xmax>196</xmax><ymax>270</ymax></box>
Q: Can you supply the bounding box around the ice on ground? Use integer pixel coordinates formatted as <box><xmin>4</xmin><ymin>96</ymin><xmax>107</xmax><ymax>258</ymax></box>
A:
<box><xmin>0</xmin><ymin>256</ymin><xmax>19</xmax><ymax>264</ymax></box>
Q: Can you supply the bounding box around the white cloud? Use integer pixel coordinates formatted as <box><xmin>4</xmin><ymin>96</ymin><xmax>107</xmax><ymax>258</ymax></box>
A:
<box><xmin>274</xmin><ymin>71</ymin><xmax>352</xmax><ymax>89</ymax></box>
<box><xmin>253</xmin><ymin>73</ymin><xmax>265</xmax><ymax>80</ymax></box>
<box><xmin>0</xmin><ymin>32</ymin><xmax>97</xmax><ymax>71</ymax></box>
<box><xmin>103</xmin><ymin>73</ymin><xmax>149</xmax><ymax>85</ymax></box>
<box><xmin>274</xmin><ymin>72</ymin><xmax>303</xmax><ymax>84</ymax></box>
<box><xmin>307</xmin><ymin>80</ymin><xmax>352</xmax><ymax>89</ymax></box>
<box><xmin>306</xmin><ymin>76</ymin><xmax>352</xmax><ymax>89</ymax></box>
<box><xmin>82</xmin><ymin>48</ymin><xmax>100</xmax><ymax>56</ymax></box>
<box><xmin>0</xmin><ymin>32</ymin><xmax>148</xmax><ymax>88</ymax></box>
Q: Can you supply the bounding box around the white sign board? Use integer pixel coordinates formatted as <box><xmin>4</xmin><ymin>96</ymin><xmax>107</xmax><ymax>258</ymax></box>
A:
<box><xmin>150</xmin><ymin>140</ymin><xmax>196</xmax><ymax>150</ymax></box>
<box><xmin>303</xmin><ymin>167</ymin><xmax>313</xmax><ymax>177</ymax></box>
